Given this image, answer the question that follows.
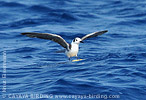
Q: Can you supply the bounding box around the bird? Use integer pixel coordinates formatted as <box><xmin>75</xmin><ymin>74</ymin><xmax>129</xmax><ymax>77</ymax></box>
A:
<box><xmin>21</xmin><ymin>30</ymin><xmax>108</xmax><ymax>60</ymax></box>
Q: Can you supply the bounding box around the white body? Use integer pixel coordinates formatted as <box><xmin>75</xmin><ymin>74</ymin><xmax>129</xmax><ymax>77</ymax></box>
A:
<box><xmin>65</xmin><ymin>37</ymin><xmax>82</xmax><ymax>58</ymax></box>
<box><xmin>65</xmin><ymin>43</ymin><xmax>79</xmax><ymax>58</ymax></box>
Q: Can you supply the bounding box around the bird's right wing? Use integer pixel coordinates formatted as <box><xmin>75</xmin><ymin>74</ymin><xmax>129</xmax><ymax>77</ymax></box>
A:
<box><xmin>21</xmin><ymin>32</ymin><xmax>70</xmax><ymax>50</ymax></box>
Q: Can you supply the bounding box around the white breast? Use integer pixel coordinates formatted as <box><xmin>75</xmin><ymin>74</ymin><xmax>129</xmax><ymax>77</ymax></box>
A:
<box><xmin>66</xmin><ymin>43</ymin><xmax>79</xmax><ymax>58</ymax></box>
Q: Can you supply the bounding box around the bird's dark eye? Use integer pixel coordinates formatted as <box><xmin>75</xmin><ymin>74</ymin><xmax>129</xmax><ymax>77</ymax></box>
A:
<box><xmin>73</xmin><ymin>38</ymin><xmax>78</xmax><ymax>42</ymax></box>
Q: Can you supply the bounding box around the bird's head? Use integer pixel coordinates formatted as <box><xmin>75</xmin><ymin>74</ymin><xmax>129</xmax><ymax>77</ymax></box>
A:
<box><xmin>72</xmin><ymin>37</ymin><xmax>83</xmax><ymax>44</ymax></box>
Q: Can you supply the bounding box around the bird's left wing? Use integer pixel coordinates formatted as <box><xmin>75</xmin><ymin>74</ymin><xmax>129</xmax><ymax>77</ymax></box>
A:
<box><xmin>81</xmin><ymin>30</ymin><xmax>108</xmax><ymax>41</ymax></box>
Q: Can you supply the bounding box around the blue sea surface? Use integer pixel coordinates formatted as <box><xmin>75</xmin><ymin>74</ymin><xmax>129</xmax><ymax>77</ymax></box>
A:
<box><xmin>0</xmin><ymin>0</ymin><xmax>146</xmax><ymax>100</ymax></box>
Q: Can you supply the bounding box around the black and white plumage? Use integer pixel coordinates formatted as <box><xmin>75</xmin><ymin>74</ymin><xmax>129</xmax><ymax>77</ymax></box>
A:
<box><xmin>21</xmin><ymin>30</ymin><xmax>108</xmax><ymax>60</ymax></box>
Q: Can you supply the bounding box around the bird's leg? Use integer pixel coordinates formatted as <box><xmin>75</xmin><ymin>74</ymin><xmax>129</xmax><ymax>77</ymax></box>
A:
<box><xmin>76</xmin><ymin>56</ymin><xmax>78</xmax><ymax>60</ymax></box>
<box><xmin>68</xmin><ymin>57</ymin><xmax>71</xmax><ymax>61</ymax></box>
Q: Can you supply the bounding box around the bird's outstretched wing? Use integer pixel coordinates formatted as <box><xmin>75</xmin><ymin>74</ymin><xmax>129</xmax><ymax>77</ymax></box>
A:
<box><xmin>21</xmin><ymin>32</ymin><xmax>69</xmax><ymax>50</ymax></box>
<box><xmin>81</xmin><ymin>30</ymin><xmax>108</xmax><ymax>41</ymax></box>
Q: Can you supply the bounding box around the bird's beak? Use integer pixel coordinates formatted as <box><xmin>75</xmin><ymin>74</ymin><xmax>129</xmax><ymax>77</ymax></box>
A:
<box><xmin>80</xmin><ymin>41</ymin><xmax>84</xmax><ymax>43</ymax></box>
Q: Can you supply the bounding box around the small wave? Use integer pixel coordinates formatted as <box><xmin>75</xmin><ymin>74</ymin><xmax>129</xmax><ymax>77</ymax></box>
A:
<box><xmin>120</xmin><ymin>12</ymin><xmax>146</xmax><ymax>18</ymax></box>
<box><xmin>0</xmin><ymin>1</ymin><xmax>25</xmax><ymax>7</ymax></box>
<box><xmin>45</xmin><ymin>12</ymin><xmax>78</xmax><ymax>22</ymax></box>
<box><xmin>131</xmin><ymin>72</ymin><xmax>145</xmax><ymax>78</ymax></box>
<box><xmin>7</xmin><ymin>13</ymin><xmax>77</xmax><ymax>29</ymax></box>
<box><xmin>94</xmin><ymin>52</ymin><xmax>122</xmax><ymax>61</ymax></box>
<box><xmin>55</xmin><ymin>79</ymin><xmax>71</xmax><ymax>85</ymax></box>
<box><xmin>112</xmin><ymin>18</ymin><xmax>146</xmax><ymax>27</ymax></box>
<box><xmin>134</xmin><ymin>19</ymin><xmax>146</xmax><ymax>25</ymax></box>
<box><xmin>126</xmin><ymin>52</ymin><xmax>146</xmax><ymax>62</ymax></box>
<box><xmin>22</xmin><ymin>55</ymin><xmax>33</xmax><ymax>59</ymax></box>
<box><xmin>9</xmin><ymin>18</ymin><xmax>40</xmax><ymax>28</ymax></box>
<box><xmin>53</xmin><ymin>78</ymin><xmax>96</xmax><ymax>94</ymax></box>
<box><xmin>0</xmin><ymin>32</ymin><xmax>13</xmax><ymax>39</ymax></box>
<box><xmin>109</xmin><ymin>33</ymin><xmax>129</xmax><ymax>38</ymax></box>
<box><xmin>50</xmin><ymin>0</ymin><xmax>72</xmax><ymax>5</ymax></box>
<box><xmin>29</xmin><ymin>5</ymin><xmax>54</xmax><ymax>13</ymax></box>
<box><xmin>66</xmin><ymin>68</ymin><xmax>88</xmax><ymax>73</ymax></box>
<box><xmin>8</xmin><ymin>47</ymin><xmax>38</xmax><ymax>53</ymax></box>
<box><xmin>113</xmin><ymin>1</ymin><xmax>122</xmax><ymax>5</ymax></box>
<box><xmin>106</xmin><ymin>53</ymin><xmax>121</xmax><ymax>58</ymax></box>
<box><xmin>77</xmin><ymin>12</ymin><xmax>97</xmax><ymax>19</ymax></box>
<box><xmin>61</xmin><ymin>13</ymin><xmax>77</xmax><ymax>21</ymax></box>
<box><xmin>0</xmin><ymin>18</ymin><xmax>42</xmax><ymax>30</ymax></box>
<box><xmin>118</xmin><ymin>8</ymin><xmax>135</xmax><ymax>14</ymax></box>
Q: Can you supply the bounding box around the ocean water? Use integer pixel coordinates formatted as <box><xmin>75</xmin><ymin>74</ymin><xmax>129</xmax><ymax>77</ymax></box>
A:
<box><xmin>0</xmin><ymin>0</ymin><xmax>146</xmax><ymax>100</ymax></box>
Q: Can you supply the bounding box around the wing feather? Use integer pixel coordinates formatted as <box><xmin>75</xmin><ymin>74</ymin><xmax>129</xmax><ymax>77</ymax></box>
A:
<box><xmin>21</xmin><ymin>32</ymin><xmax>69</xmax><ymax>50</ymax></box>
<box><xmin>81</xmin><ymin>30</ymin><xmax>108</xmax><ymax>41</ymax></box>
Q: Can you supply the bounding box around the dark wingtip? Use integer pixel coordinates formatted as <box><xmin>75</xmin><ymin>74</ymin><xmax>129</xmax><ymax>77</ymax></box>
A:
<box><xmin>98</xmin><ymin>30</ymin><xmax>108</xmax><ymax>35</ymax></box>
<box><xmin>104</xmin><ymin>30</ymin><xmax>108</xmax><ymax>33</ymax></box>
<box><xmin>21</xmin><ymin>33</ymin><xmax>27</xmax><ymax>35</ymax></box>
<box><xmin>21</xmin><ymin>32</ymin><xmax>32</xmax><ymax>35</ymax></box>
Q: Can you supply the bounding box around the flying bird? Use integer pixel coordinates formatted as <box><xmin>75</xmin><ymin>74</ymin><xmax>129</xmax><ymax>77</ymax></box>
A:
<box><xmin>21</xmin><ymin>30</ymin><xmax>108</xmax><ymax>60</ymax></box>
